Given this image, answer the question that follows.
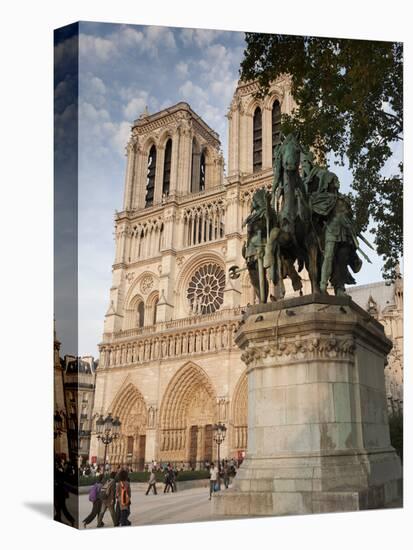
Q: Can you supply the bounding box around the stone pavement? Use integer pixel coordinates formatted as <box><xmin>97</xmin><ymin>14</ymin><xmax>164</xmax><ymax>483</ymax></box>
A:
<box><xmin>80</xmin><ymin>485</ymin><xmax>230</xmax><ymax>528</ymax></box>
<box><xmin>60</xmin><ymin>482</ymin><xmax>402</xmax><ymax>529</ymax></box>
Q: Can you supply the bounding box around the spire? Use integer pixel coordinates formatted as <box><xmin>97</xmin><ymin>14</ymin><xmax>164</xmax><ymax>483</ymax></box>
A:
<box><xmin>140</xmin><ymin>105</ymin><xmax>149</xmax><ymax>119</ymax></box>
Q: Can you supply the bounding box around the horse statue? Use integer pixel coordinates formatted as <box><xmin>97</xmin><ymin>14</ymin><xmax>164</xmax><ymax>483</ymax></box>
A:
<box><xmin>271</xmin><ymin>132</ymin><xmax>322</xmax><ymax>294</ymax></box>
<box><xmin>230</xmin><ymin>133</ymin><xmax>372</xmax><ymax>303</ymax></box>
<box><xmin>229</xmin><ymin>187</ymin><xmax>303</xmax><ymax>303</ymax></box>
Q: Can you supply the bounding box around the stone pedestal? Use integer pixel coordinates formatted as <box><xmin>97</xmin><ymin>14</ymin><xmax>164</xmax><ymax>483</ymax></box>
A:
<box><xmin>214</xmin><ymin>294</ymin><xmax>402</xmax><ymax>516</ymax></box>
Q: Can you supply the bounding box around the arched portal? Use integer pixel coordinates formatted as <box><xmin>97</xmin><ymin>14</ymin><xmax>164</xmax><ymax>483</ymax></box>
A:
<box><xmin>108</xmin><ymin>383</ymin><xmax>148</xmax><ymax>469</ymax></box>
<box><xmin>231</xmin><ymin>372</ymin><xmax>248</xmax><ymax>455</ymax></box>
<box><xmin>159</xmin><ymin>362</ymin><xmax>217</xmax><ymax>467</ymax></box>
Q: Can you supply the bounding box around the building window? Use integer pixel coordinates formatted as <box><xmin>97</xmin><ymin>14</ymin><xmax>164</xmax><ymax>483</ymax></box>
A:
<box><xmin>162</xmin><ymin>139</ymin><xmax>172</xmax><ymax>196</ymax></box>
<box><xmin>253</xmin><ymin>107</ymin><xmax>262</xmax><ymax>172</ymax></box>
<box><xmin>191</xmin><ymin>139</ymin><xmax>205</xmax><ymax>193</ymax></box>
<box><xmin>153</xmin><ymin>298</ymin><xmax>158</xmax><ymax>325</ymax></box>
<box><xmin>137</xmin><ymin>301</ymin><xmax>145</xmax><ymax>327</ymax></box>
<box><xmin>200</xmin><ymin>150</ymin><xmax>206</xmax><ymax>191</ymax></box>
<box><xmin>272</xmin><ymin>100</ymin><xmax>282</xmax><ymax>160</ymax></box>
<box><xmin>187</xmin><ymin>263</ymin><xmax>226</xmax><ymax>315</ymax></box>
<box><xmin>145</xmin><ymin>145</ymin><xmax>156</xmax><ymax>208</ymax></box>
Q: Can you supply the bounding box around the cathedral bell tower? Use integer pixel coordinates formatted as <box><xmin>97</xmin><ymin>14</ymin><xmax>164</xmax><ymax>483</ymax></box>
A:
<box><xmin>103</xmin><ymin>102</ymin><xmax>224</xmax><ymax>335</ymax></box>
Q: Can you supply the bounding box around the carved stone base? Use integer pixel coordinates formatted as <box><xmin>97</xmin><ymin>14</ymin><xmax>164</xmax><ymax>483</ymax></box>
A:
<box><xmin>213</xmin><ymin>295</ymin><xmax>402</xmax><ymax>516</ymax></box>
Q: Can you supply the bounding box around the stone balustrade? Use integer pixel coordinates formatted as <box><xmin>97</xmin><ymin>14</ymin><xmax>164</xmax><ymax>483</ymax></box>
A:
<box><xmin>99</xmin><ymin>316</ymin><xmax>240</xmax><ymax>368</ymax></box>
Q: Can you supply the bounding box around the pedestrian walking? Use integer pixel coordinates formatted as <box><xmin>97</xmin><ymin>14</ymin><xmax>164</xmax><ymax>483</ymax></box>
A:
<box><xmin>97</xmin><ymin>471</ymin><xmax>118</xmax><ymax>527</ymax></box>
<box><xmin>145</xmin><ymin>470</ymin><xmax>157</xmax><ymax>495</ymax></box>
<box><xmin>54</xmin><ymin>470</ymin><xmax>75</xmax><ymax>526</ymax></box>
<box><xmin>83</xmin><ymin>474</ymin><xmax>104</xmax><ymax>528</ymax></box>
<box><xmin>209</xmin><ymin>462</ymin><xmax>219</xmax><ymax>500</ymax></box>
<box><xmin>171</xmin><ymin>467</ymin><xmax>177</xmax><ymax>492</ymax></box>
<box><xmin>223</xmin><ymin>462</ymin><xmax>230</xmax><ymax>489</ymax></box>
<box><xmin>163</xmin><ymin>467</ymin><xmax>174</xmax><ymax>493</ymax></box>
<box><xmin>116</xmin><ymin>470</ymin><xmax>131</xmax><ymax>526</ymax></box>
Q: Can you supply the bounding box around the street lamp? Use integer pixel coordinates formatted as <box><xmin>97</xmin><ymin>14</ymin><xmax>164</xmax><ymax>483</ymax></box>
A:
<box><xmin>213</xmin><ymin>422</ymin><xmax>227</xmax><ymax>468</ymax></box>
<box><xmin>95</xmin><ymin>413</ymin><xmax>121</xmax><ymax>472</ymax></box>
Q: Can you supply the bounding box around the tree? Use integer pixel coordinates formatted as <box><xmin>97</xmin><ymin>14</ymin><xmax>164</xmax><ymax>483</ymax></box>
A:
<box><xmin>241</xmin><ymin>34</ymin><xmax>403</xmax><ymax>279</ymax></box>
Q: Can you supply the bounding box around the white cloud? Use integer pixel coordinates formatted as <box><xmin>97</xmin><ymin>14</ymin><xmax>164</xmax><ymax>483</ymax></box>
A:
<box><xmin>179</xmin><ymin>80</ymin><xmax>209</xmax><ymax>104</ymax></box>
<box><xmin>123</xmin><ymin>93</ymin><xmax>149</xmax><ymax>120</ymax></box>
<box><xmin>89</xmin><ymin>76</ymin><xmax>106</xmax><ymax>95</ymax></box>
<box><xmin>146</xmin><ymin>26</ymin><xmax>176</xmax><ymax>50</ymax></box>
<box><xmin>79</xmin><ymin>101</ymin><xmax>132</xmax><ymax>159</ymax></box>
<box><xmin>54</xmin><ymin>35</ymin><xmax>78</xmax><ymax>67</ymax></box>
<box><xmin>119</xmin><ymin>26</ymin><xmax>145</xmax><ymax>47</ymax></box>
<box><xmin>114</xmin><ymin>25</ymin><xmax>176</xmax><ymax>58</ymax></box>
<box><xmin>176</xmin><ymin>61</ymin><xmax>189</xmax><ymax>78</ymax></box>
<box><xmin>80</xmin><ymin>74</ymin><xmax>107</xmax><ymax>108</ymax></box>
<box><xmin>79</xmin><ymin>33</ymin><xmax>117</xmax><ymax>61</ymax></box>
<box><xmin>79</xmin><ymin>101</ymin><xmax>110</xmax><ymax>124</ymax></box>
<box><xmin>110</xmin><ymin>120</ymin><xmax>132</xmax><ymax>155</ymax></box>
<box><xmin>179</xmin><ymin>28</ymin><xmax>224</xmax><ymax>48</ymax></box>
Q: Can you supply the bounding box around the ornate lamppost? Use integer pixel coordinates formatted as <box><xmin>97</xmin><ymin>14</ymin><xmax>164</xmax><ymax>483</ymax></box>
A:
<box><xmin>95</xmin><ymin>413</ymin><xmax>121</xmax><ymax>471</ymax></box>
<box><xmin>213</xmin><ymin>422</ymin><xmax>227</xmax><ymax>468</ymax></box>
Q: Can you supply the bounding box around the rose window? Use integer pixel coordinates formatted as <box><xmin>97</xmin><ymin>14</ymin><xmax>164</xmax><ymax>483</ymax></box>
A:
<box><xmin>187</xmin><ymin>263</ymin><xmax>226</xmax><ymax>315</ymax></box>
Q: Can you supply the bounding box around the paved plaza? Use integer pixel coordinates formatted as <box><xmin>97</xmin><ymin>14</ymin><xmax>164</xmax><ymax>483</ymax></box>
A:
<box><xmin>79</xmin><ymin>484</ymin><xmax>229</xmax><ymax>528</ymax></box>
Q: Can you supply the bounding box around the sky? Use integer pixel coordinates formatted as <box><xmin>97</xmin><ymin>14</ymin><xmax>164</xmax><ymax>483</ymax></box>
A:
<box><xmin>54</xmin><ymin>21</ymin><xmax>400</xmax><ymax>358</ymax></box>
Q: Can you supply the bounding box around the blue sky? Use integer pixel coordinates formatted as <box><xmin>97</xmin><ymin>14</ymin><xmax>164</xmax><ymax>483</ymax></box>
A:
<box><xmin>71</xmin><ymin>22</ymin><xmax>397</xmax><ymax>357</ymax></box>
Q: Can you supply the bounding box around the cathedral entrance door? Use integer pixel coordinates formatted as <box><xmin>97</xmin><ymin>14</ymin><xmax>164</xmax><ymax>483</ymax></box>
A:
<box><xmin>126</xmin><ymin>436</ymin><xmax>134</xmax><ymax>466</ymax></box>
<box><xmin>204</xmin><ymin>424</ymin><xmax>213</xmax><ymax>464</ymax></box>
<box><xmin>189</xmin><ymin>425</ymin><xmax>198</xmax><ymax>467</ymax></box>
<box><xmin>138</xmin><ymin>435</ymin><xmax>146</xmax><ymax>471</ymax></box>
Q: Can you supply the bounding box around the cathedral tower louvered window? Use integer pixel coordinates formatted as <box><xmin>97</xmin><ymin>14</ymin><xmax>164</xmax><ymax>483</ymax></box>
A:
<box><xmin>253</xmin><ymin>107</ymin><xmax>262</xmax><ymax>172</ymax></box>
<box><xmin>272</xmin><ymin>100</ymin><xmax>282</xmax><ymax>160</ymax></box>
<box><xmin>199</xmin><ymin>150</ymin><xmax>206</xmax><ymax>191</ymax></box>
<box><xmin>162</xmin><ymin>139</ymin><xmax>172</xmax><ymax>196</ymax></box>
<box><xmin>191</xmin><ymin>138</ymin><xmax>201</xmax><ymax>193</ymax></box>
<box><xmin>145</xmin><ymin>145</ymin><xmax>156</xmax><ymax>208</ymax></box>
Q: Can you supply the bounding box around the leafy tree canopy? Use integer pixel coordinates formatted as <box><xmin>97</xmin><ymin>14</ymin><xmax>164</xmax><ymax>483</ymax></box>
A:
<box><xmin>241</xmin><ymin>34</ymin><xmax>403</xmax><ymax>279</ymax></box>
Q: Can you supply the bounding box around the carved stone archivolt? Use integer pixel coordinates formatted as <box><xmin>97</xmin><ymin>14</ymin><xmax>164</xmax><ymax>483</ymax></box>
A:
<box><xmin>240</xmin><ymin>335</ymin><xmax>356</xmax><ymax>366</ymax></box>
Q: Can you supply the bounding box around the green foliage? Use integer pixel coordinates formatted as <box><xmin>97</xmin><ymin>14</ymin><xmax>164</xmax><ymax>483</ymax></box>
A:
<box><xmin>79</xmin><ymin>469</ymin><xmax>210</xmax><ymax>486</ymax></box>
<box><xmin>241</xmin><ymin>34</ymin><xmax>403</xmax><ymax>279</ymax></box>
<box><xmin>388</xmin><ymin>411</ymin><xmax>403</xmax><ymax>462</ymax></box>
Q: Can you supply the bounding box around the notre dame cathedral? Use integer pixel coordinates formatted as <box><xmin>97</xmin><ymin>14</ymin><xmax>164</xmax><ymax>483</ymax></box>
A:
<box><xmin>88</xmin><ymin>77</ymin><xmax>403</xmax><ymax>468</ymax></box>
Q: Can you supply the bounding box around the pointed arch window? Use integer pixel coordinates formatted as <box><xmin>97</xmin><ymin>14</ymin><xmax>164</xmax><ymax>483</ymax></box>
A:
<box><xmin>253</xmin><ymin>107</ymin><xmax>262</xmax><ymax>172</ymax></box>
<box><xmin>191</xmin><ymin>138</ymin><xmax>202</xmax><ymax>193</ymax></box>
<box><xmin>272</xmin><ymin>100</ymin><xmax>282</xmax><ymax>160</ymax></box>
<box><xmin>162</xmin><ymin>139</ymin><xmax>172</xmax><ymax>196</ymax></box>
<box><xmin>145</xmin><ymin>145</ymin><xmax>156</xmax><ymax>208</ymax></box>
<box><xmin>137</xmin><ymin>301</ymin><xmax>145</xmax><ymax>328</ymax></box>
<box><xmin>152</xmin><ymin>298</ymin><xmax>159</xmax><ymax>325</ymax></box>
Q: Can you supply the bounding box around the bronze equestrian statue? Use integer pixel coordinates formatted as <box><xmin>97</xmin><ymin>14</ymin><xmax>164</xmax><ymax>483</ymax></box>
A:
<box><xmin>230</xmin><ymin>133</ymin><xmax>372</xmax><ymax>303</ymax></box>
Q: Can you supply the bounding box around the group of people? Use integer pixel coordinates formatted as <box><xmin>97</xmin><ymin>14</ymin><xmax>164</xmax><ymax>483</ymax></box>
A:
<box><xmin>83</xmin><ymin>465</ymin><xmax>132</xmax><ymax>528</ymax></box>
<box><xmin>145</xmin><ymin>463</ymin><xmax>177</xmax><ymax>495</ymax></box>
<box><xmin>55</xmin><ymin>454</ymin><xmax>241</xmax><ymax>527</ymax></box>
<box><xmin>208</xmin><ymin>459</ymin><xmax>237</xmax><ymax>499</ymax></box>
<box><xmin>80</xmin><ymin>461</ymin><xmax>134</xmax><ymax>478</ymax></box>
